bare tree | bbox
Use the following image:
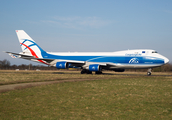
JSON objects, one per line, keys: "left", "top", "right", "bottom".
{"left": 0, "top": 59, "right": 10, "bottom": 69}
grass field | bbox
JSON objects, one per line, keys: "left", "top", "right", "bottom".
{"left": 0, "top": 70, "right": 172, "bottom": 119}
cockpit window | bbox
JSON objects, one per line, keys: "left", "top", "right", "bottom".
{"left": 152, "top": 51, "right": 158, "bottom": 53}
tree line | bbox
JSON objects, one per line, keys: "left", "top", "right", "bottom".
{"left": 0, "top": 59, "right": 57, "bottom": 70}
{"left": 0, "top": 59, "right": 172, "bottom": 72}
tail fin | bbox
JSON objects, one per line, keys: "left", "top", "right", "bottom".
{"left": 16, "top": 30, "right": 46, "bottom": 58}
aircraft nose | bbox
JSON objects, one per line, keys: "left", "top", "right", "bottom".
{"left": 164, "top": 57, "right": 169, "bottom": 64}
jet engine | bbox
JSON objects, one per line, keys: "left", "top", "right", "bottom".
{"left": 89, "top": 64, "right": 102, "bottom": 72}
{"left": 56, "top": 61, "right": 68, "bottom": 69}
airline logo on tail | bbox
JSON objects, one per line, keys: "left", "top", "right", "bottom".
{"left": 20, "top": 39, "right": 40, "bottom": 57}
{"left": 21, "top": 39, "right": 38, "bottom": 51}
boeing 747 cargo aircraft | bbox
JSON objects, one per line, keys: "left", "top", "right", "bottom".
{"left": 5, "top": 30, "right": 169, "bottom": 75}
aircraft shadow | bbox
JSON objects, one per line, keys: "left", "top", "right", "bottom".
{"left": 51, "top": 71, "right": 172, "bottom": 76}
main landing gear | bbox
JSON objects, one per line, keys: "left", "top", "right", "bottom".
{"left": 81, "top": 69, "right": 103, "bottom": 74}
{"left": 81, "top": 69, "right": 92, "bottom": 74}
{"left": 147, "top": 68, "right": 152, "bottom": 76}
{"left": 95, "top": 71, "right": 102, "bottom": 74}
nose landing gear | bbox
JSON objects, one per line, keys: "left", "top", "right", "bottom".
{"left": 147, "top": 68, "right": 152, "bottom": 76}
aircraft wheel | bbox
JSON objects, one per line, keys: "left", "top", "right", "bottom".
{"left": 81, "top": 69, "right": 86, "bottom": 74}
{"left": 147, "top": 68, "right": 152, "bottom": 76}
{"left": 95, "top": 71, "right": 102, "bottom": 74}
{"left": 147, "top": 72, "right": 151, "bottom": 76}
{"left": 81, "top": 69, "right": 92, "bottom": 74}
{"left": 86, "top": 70, "right": 92, "bottom": 74}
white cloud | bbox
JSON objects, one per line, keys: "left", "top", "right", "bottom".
{"left": 42, "top": 16, "right": 112, "bottom": 29}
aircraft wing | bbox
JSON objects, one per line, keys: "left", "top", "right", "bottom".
{"left": 5, "top": 51, "right": 86, "bottom": 66}
{"left": 5, "top": 52, "right": 117, "bottom": 70}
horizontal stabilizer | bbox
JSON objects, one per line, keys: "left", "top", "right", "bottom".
{"left": 5, "top": 51, "right": 36, "bottom": 59}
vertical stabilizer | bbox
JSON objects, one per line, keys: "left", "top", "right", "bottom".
{"left": 16, "top": 30, "right": 46, "bottom": 58}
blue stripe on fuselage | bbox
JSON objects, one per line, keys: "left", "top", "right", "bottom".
{"left": 41, "top": 52, "right": 164, "bottom": 64}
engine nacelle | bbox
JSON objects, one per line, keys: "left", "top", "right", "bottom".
{"left": 114, "top": 69, "right": 125, "bottom": 72}
{"left": 56, "top": 61, "right": 68, "bottom": 69}
{"left": 89, "top": 64, "right": 101, "bottom": 71}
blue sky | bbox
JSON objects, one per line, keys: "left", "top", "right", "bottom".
{"left": 0, "top": 0, "right": 172, "bottom": 65}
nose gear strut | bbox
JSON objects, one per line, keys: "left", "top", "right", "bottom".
{"left": 147, "top": 68, "right": 152, "bottom": 76}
